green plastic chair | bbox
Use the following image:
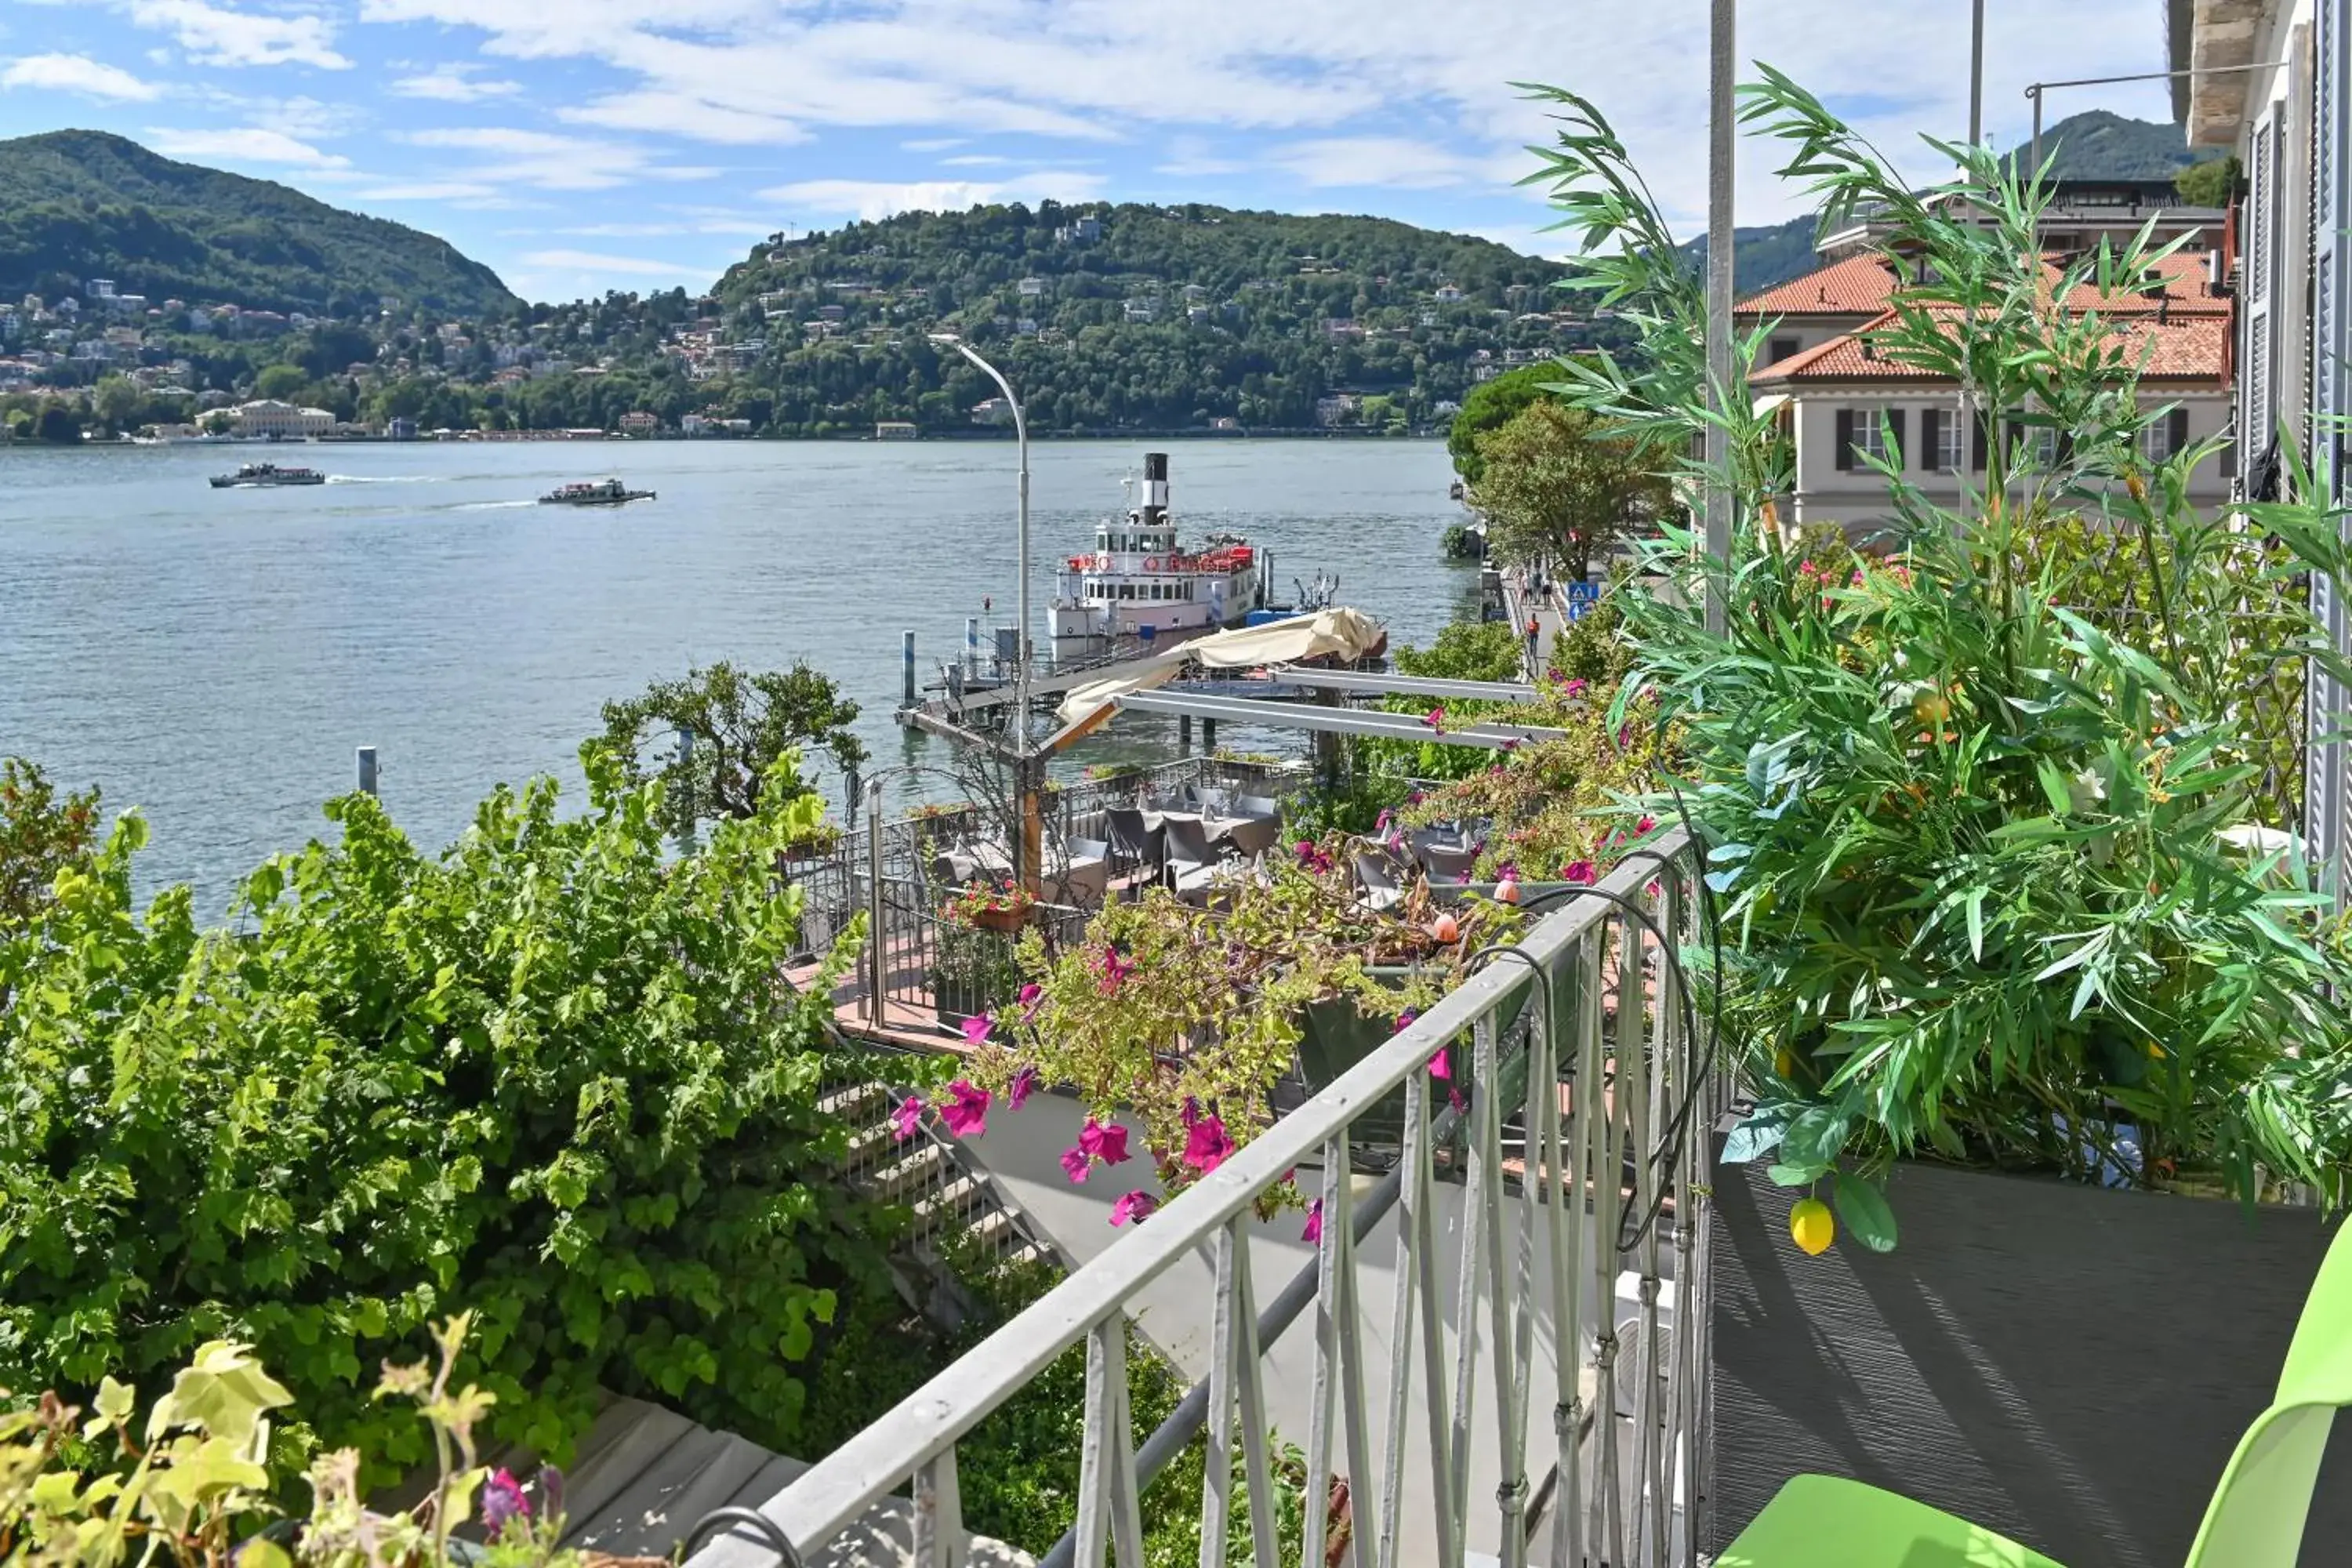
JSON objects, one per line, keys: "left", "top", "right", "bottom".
{"left": 1715, "top": 1217, "right": 2352, "bottom": 1568}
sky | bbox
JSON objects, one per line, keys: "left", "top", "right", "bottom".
{"left": 0, "top": 1, "right": 2187, "bottom": 305}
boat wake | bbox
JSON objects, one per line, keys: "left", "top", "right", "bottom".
{"left": 325, "top": 474, "right": 437, "bottom": 485}
{"left": 453, "top": 499, "right": 535, "bottom": 511}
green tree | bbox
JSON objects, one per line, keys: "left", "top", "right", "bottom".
{"left": 2175, "top": 153, "right": 2241, "bottom": 209}
{"left": 598, "top": 662, "right": 868, "bottom": 837}
{"left": 1470, "top": 401, "right": 1672, "bottom": 576}
{"left": 33, "top": 405, "right": 80, "bottom": 443}
{"left": 1445, "top": 363, "right": 1563, "bottom": 483}
{"left": 0, "top": 750, "right": 890, "bottom": 1472}
{"left": 252, "top": 362, "right": 308, "bottom": 401}
{"left": 92, "top": 373, "right": 143, "bottom": 435}
{"left": 0, "top": 757, "right": 99, "bottom": 933}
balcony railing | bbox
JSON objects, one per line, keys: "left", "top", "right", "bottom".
{"left": 705, "top": 829, "right": 1712, "bottom": 1568}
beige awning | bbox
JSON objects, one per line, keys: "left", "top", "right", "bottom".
{"left": 1053, "top": 607, "right": 1386, "bottom": 726}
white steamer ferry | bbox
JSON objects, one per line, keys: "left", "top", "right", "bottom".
{"left": 1048, "top": 452, "right": 1282, "bottom": 661}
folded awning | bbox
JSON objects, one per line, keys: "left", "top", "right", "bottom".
{"left": 1053, "top": 607, "right": 1386, "bottom": 725}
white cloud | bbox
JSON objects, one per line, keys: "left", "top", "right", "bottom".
{"left": 939, "top": 154, "right": 1010, "bottom": 167}
{"left": 516, "top": 248, "right": 714, "bottom": 276}
{"left": 146, "top": 125, "right": 350, "bottom": 167}
{"left": 354, "top": 179, "right": 502, "bottom": 200}
{"left": 390, "top": 64, "right": 521, "bottom": 101}
{"left": 901, "top": 136, "right": 965, "bottom": 151}
{"left": 398, "top": 125, "right": 707, "bottom": 191}
{"left": 128, "top": 0, "right": 350, "bottom": 69}
{"left": 347, "top": 0, "right": 2183, "bottom": 231}
{"left": 1, "top": 53, "right": 162, "bottom": 100}
{"left": 1269, "top": 136, "right": 1498, "bottom": 191}
{"left": 758, "top": 171, "right": 1109, "bottom": 222}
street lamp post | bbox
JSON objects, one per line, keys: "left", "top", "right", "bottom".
{"left": 931, "top": 333, "right": 1037, "bottom": 891}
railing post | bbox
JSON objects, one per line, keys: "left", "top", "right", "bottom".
{"left": 865, "top": 778, "right": 885, "bottom": 1029}
{"left": 1078, "top": 1318, "right": 1146, "bottom": 1568}
{"left": 913, "top": 1449, "right": 966, "bottom": 1568}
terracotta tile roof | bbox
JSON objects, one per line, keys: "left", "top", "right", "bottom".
{"left": 1735, "top": 253, "right": 1899, "bottom": 317}
{"left": 1751, "top": 309, "right": 2227, "bottom": 385}
{"left": 1737, "top": 249, "right": 2227, "bottom": 321}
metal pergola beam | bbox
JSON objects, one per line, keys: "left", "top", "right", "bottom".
{"left": 1114, "top": 688, "right": 1562, "bottom": 751}
{"left": 1264, "top": 666, "right": 1541, "bottom": 702}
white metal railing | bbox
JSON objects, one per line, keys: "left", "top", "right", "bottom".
{"left": 700, "top": 830, "right": 1713, "bottom": 1568}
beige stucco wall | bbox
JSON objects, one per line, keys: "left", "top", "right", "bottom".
{"left": 1780, "top": 390, "right": 2233, "bottom": 533}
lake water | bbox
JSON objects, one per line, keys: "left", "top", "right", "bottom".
{"left": 0, "top": 437, "right": 1476, "bottom": 912}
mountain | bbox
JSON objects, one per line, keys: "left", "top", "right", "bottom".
{"left": 659, "top": 201, "right": 1596, "bottom": 434}
{"left": 2012, "top": 108, "right": 2223, "bottom": 180}
{"left": 0, "top": 130, "right": 516, "bottom": 317}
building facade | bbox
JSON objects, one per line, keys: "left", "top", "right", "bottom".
{"left": 227, "top": 399, "right": 332, "bottom": 439}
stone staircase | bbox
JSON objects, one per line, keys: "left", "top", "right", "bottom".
{"left": 821, "top": 1076, "right": 1062, "bottom": 1292}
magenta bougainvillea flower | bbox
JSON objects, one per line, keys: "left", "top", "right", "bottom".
{"left": 937, "top": 1079, "right": 991, "bottom": 1138}
{"left": 1017, "top": 981, "right": 1043, "bottom": 1018}
{"left": 1096, "top": 946, "right": 1137, "bottom": 995}
{"left": 1301, "top": 1198, "right": 1324, "bottom": 1245}
{"left": 1563, "top": 677, "right": 1588, "bottom": 699}
{"left": 483, "top": 1469, "right": 531, "bottom": 1535}
{"left": 960, "top": 1013, "right": 993, "bottom": 1047}
{"left": 1392, "top": 1007, "right": 1418, "bottom": 1033}
{"left": 1007, "top": 1063, "right": 1042, "bottom": 1110}
{"left": 891, "top": 1094, "right": 924, "bottom": 1142}
{"left": 1110, "top": 1189, "right": 1160, "bottom": 1226}
{"left": 1563, "top": 859, "right": 1596, "bottom": 884}
{"left": 1059, "top": 1143, "right": 1091, "bottom": 1182}
{"left": 1421, "top": 706, "right": 1446, "bottom": 733}
{"left": 1428, "top": 1045, "right": 1450, "bottom": 1080}
{"left": 1183, "top": 1115, "right": 1235, "bottom": 1173}
{"left": 1635, "top": 815, "right": 1657, "bottom": 836}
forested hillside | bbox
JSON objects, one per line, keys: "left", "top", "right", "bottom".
{"left": 0, "top": 130, "right": 516, "bottom": 317}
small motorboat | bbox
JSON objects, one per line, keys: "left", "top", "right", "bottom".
{"left": 210, "top": 462, "right": 325, "bottom": 488}
{"left": 539, "top": 478, "right": 655, "bottom": 506}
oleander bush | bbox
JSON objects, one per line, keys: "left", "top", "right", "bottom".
{"left": 0, "top": 746, "right": 891, "bottom": 1479}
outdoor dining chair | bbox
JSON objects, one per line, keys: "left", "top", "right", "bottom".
{"left": 1235, "top": 793, "right": 1283, "bottom": 822}
{"left": 1163, "top": 813, "right": 1221, "bottom": 876}
{"left": 1105, "top": 807, "right": 1164, "bottom": 878}
{"left": 1222, "top": 813, "right": 1283, "bottom": 861}
{"left": 1352, "top": 847, "right": 1406, "bottom": 913}
{"left": 1715, "top": 1213, "right": 2352, "bottom": 1566}
{"left": 1420, "top": 841, "right": 1479, "bottom": 884}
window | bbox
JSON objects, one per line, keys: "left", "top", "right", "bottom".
{"left": 1835, "top": 407, "right": 1904, "bottom": 470}
{"left": 1769, "top": 335, "right": 1800, "bottom": 365}
{"left": 2142, "top": 408, "right": 2191, "bottom": 463}
{"left": 1927, "top": 408, "right": 1965, "bottom": 471}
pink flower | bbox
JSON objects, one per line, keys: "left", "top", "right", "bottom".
{"left": 1374, "top": 808, "right": 1393, "bottom": 832}
{"left": 1301, "top": 1199, "right": 1325, "bottom": 1244}
{"left": 482, "top": 1468, "right": 531, "bottom": 1536}
{"left": 1060, "top": 1143, "right": 1092, "bottom": 1183}
{"left": 960, "top": 1013, "right": 994, "bottom": 1047}
{"left": 1563, "top": 859, "right": 1596, "bottom": 884}
{"left": 1448, "top": 1084, "right": 1466, "bottom": 1115}
{"left": 1007, "top": 1064, "right": 1042, "bottom": 1110}
{"left": 1110, "top": 1189, "right": 1160, "bottom": 1226}
{"left": 1183, "top": 1115, "right": 1236, "bottom": 1173}
{"left": 1083, "top": 1118, "right": 1132, "bottom": 1165}
{"left": 1429, "top": 1045, "right": 1451, "bottom": 1080}
{"left": 1635, "top": 815, "right": 1656, "bottom": 836}
{"left": 1421, "top": 706, "right": 1446, "bottom": 732}
{"left": 891, "top": 1095, "right": 924, "bottom": 1142}
{"left": 1096, "top": 947, "right": 1136, "bottom": 995}
{"left": 1392, "top": 1008, "right": 1419, "bottom": 1033}
{"left": 938, "top": 1079, "right": 991, "bottom": 1138}
{"left": 1017, "top": 982, "right": 1043, "bottom": 1018}
{"left": 1497, "top": 737, "right": 1520, "bottom": 753}
{"left": 1563, "top": 678, "right": 1588, "bottom": 699}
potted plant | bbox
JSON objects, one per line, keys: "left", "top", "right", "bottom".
{"left": 1533, "top": 73, "right": 2352, "bottom": 1565}
{"left": 931, "top": 913, "right": 1024, "bottom": 1025}
{"left": 946, "top": 880, "right": 1034, "bottom": 933}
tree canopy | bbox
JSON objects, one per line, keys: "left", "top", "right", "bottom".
{"left": 1470, "top": 401, "right": 1674, "bottom": 576}
{"left": 1446, "top": 362, "right": 1569, "bottom": 484}
{"left": 598, "top": 662, "right": 867, "bottom": 840}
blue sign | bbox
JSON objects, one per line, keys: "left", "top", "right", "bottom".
{"left": 1564, "top": 579, "right": 1601, "bottom": 622}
